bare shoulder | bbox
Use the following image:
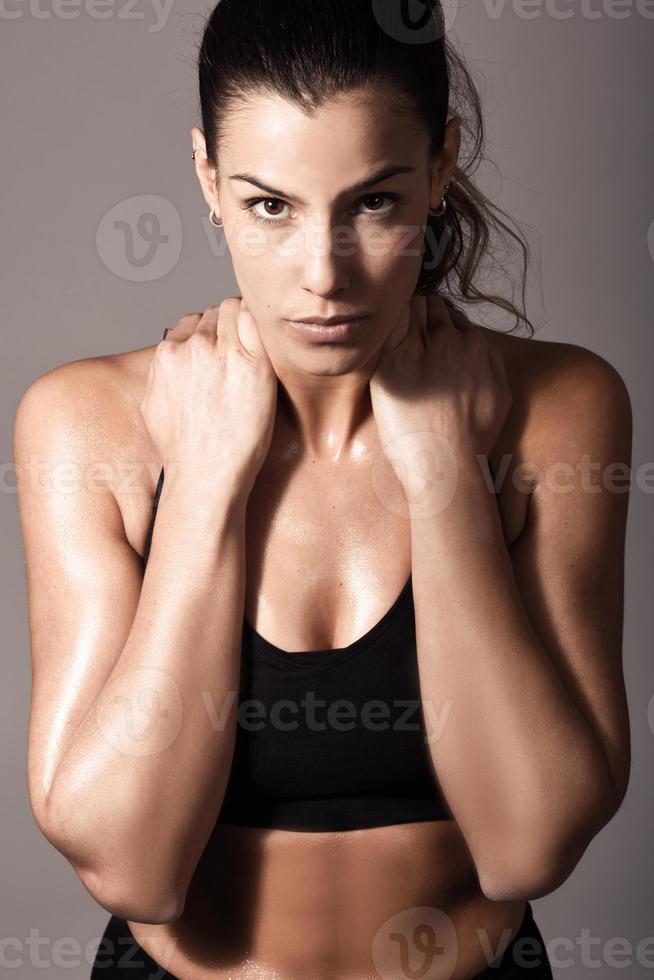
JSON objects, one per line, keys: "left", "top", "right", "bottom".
{"left": 480, "top": 326, "right": 632, "bottom": 470}
{"left": 13, "top": 345, "right": 161, "bottom": 534}
{"left": 481, "top": 325, "right": 629, "bottom": 397}
{"left": 15, "top": 345, "right": 157, "bottom": 456}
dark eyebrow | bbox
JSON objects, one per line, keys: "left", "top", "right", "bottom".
{"left": 228, "top": 164, "right": 416, "bottom": 205}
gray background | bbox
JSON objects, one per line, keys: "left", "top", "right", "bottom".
{"left": 2, "top": 1, "right": 653, "bottom": 977}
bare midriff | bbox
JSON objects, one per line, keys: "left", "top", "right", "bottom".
{"left": 128, "top": 820, "right": 526, "bottom": 980}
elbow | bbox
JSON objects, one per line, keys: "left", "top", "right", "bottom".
{"left": 478, "top": 815, "right": 606, "bottom": 903}
{"left": 479, "top": 762, "right": 627, "bottom": 903}
{"left": 78, "top": 865, "right": 186, "bottom": 925}
{"left": 478, "top": 847, "right": 576, "bottom": 903}
{"left": 35, "top": 790, "right": 185, "bottom": 925}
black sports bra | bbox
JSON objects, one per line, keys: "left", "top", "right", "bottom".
{"left": 142, "top": 462, "right": 497, "bottom": 832}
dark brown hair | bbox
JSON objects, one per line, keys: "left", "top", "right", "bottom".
{"left": 197, "top": 0, "right": 536, "bottom": 336}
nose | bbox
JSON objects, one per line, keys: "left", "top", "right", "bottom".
{"left": 298, "top": 217, "right": 354, "bottom": 295}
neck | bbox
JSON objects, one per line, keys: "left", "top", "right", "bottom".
{"left": 271, "top": 360, "right": 380, "bottom": 463}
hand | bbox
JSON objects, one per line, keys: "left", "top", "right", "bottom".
{"left": 368, "top": 293, "right": 512, "bottom": 488}
{"left": 140, "top": 297, "right": 278, "bottom": 497}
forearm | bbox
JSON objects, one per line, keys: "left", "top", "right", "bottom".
{"left": 45, "top": 471, "right": 248, "bottom": 920}
{"left": 408, "top": 447, "right": 613, "bottom": 886}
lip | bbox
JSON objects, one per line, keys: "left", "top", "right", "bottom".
{"left": 286, "top": 315, "right": 369, "bottom": 341}
{"left": 290, "top": 313, "right": 369, "bottom": 325}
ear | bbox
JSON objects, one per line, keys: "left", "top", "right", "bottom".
{"left": 428, "top": 115, "right": 462, "bottom": 212}
{"left": 191, "top": 126, "right": 220, "bottom": 215}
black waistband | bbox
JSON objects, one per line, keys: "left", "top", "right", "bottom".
{"left": 473, "top": 902, "right": 553, "bottom": 978}
{"left": 216, "top": 790, "right": 452, "bottom": 832}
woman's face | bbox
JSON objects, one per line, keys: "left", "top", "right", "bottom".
{"left": 197, "top": 88, "right": 457, "bottom": 375}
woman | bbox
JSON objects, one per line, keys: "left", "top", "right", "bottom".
{"left": 15, "top": 0, "right": 631, "bottom": 977}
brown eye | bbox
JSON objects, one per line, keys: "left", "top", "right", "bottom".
{"left": 261, "top": 199, "right": 285, "bottom": 216}
{"left": 244, "top": 197, "right": 291, "bottom": 225}
{"left": 243, "top": 192, "right": 400, "bottom": 226}
{"left": 359, "top": 193, "right": 400, "bottom": 218}
{"left": 363, "top": 194, "right": 386, "bottom": 211}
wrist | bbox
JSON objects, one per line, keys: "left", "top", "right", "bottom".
{"left": 393, "top": 436, "right": 490, "bottom": 519}
{"left": 158, "top": 463, "right": 249, "bottom": 522}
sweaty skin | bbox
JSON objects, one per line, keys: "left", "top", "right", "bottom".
{"left": 110, "top": 326, "right": 538, "bottom": 980}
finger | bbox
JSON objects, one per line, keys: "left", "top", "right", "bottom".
{"left": 164, "top": 312, "right": 203, "bottom": 342}
{"left": 216, "top": 296, "right": 268, "bottom": 360}
{"left": 236, "top": 302, "right": 268, "bottom": 359}
{"left": 193, "top": 303, "right": 223, "bottom": 339}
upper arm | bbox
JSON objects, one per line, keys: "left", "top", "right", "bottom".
{"left": 508, "top": 344, "right": 632, "bottom": 811}
{"left": 13, "top": 361, "right": 145, "bottom": 842}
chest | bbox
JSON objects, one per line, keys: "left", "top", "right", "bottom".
{"left": 124, "top": 441, "right": 529, "bottom": 654}
{"left": 241, "top": 449, "right": 527, "bottom": 654}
